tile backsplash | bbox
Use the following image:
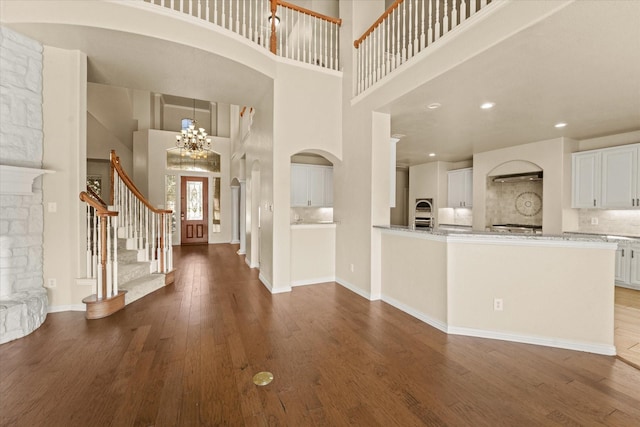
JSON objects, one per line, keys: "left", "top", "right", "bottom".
{"left": 485, "top": 179, "right": 543, "bottom": 227}
{"left": 291, "top": 207, "right": 333, "bottom": 223}
{"left": 577, "top": 209, "right": 640, "bottom": 237}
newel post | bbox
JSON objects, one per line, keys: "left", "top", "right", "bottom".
{"left": 270, "top": 0, "right": 277, "bottom": 54}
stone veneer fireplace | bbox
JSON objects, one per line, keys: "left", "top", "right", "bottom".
{"left": 0, "top": 26, "right": 49, "bottom": 344}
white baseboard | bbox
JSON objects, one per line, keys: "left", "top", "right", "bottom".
{"left": 48, "top": 304, "right": 85, "bottom": 313}
{"left": 237, "top": 249, "right": 246, "bottom": 255}
{"left": 447, "top": 326, "right": 617, "bottom": 356}
{"left": 380, "top": 293, "right": 616, "bottom": 356}
{"left": 335, "top": 277, "right": 372, "bottom": 300}
{"left": 381, "top": 294, "right": 448, "bottom": 333}
{"left": 231, "top": 239, "right": 240, "bottom": 244}
{"left": 291, "top": 276, "right": 335, "bottom": 287}
{"left": 259, "top": 273, "right": 291, "bottom": 294}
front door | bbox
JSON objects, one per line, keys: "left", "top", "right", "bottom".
{"left": 181, "top": 176, "right": 208, "bottom": 245}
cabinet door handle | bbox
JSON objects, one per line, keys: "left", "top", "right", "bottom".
{"left": 622, "top": 249, "right": 625, "bottom": 257}
{"left": 593, "top": 199, "right": 596, "bottom": 207}
{"left": 634, "top": 199, "right": 636, "bottom": 207}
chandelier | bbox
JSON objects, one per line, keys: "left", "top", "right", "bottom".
{"left": 176, "top": 99, "right": 212, "bottom": 159}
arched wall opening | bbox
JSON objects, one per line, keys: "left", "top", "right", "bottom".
{"left": 486, "top": 160, "right": 544, "bottom": 231}
{"left": 289, "top": 150, "right": 339, "bottom": 224}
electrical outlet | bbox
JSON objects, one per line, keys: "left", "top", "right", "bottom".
{"left": 47, "top": 202, "right": 57, "bottom": 213}
{"left": 350, "top": 263, "right": 354, "bottom": 273}
{"left": 493, "top": 298, "right": 503, "bottom": 311}
{"left": 591, "top": 217, "right": 598, "bottom": 225}
{"left": 47, "top": 278, "right": 57, "bottom": 288}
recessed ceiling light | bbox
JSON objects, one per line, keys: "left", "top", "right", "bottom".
{"left": 554, "top": 122, "right": 567, "bottom": 128}
{"left": 428, "top": 153, "right": 436, "bottom": 157}
{"left": 480, "top": 102, "right": 495, "bottom": 109}
{"left": 426, "top": 103, "right": 441, "bottom": 110}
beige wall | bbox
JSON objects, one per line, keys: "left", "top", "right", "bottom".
{"left": 473, "top": 138, "right": 573, "bottom": 234}
{"left": 42, "top": 46, "right": 90, "bottom": 310}
{"left": 290, "top": 225, "right": 336, "bottom": 285}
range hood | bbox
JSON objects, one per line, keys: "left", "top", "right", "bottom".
{"left": 492, "top": 171, "right": 543, "bottom": 183}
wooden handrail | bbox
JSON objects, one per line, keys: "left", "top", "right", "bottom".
{"left": 109, "top": 150, "right": 172, "bottom": 215}
{"left": 80, "top": 191, "right": 117, "bottom": 217}
{"left": 86, "top": 185, "right": 107, "bottom": 208}
{"left": 277, "top": 0, "right": 343, "bottom": 25}
{"left": 354, "top": 0, "right": 403, "bottom": 48}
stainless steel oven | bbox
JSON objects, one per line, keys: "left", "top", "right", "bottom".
{"left": 414, "top": 198, "right": 433, "bottom": 229}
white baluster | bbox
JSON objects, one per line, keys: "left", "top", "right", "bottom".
{"left": 113, "top": 215, "right": 118, "bottom": 295}
{"left": 198, "top": 0, "right": 202, "bottom": 19}
{"left": 221, "top": 0, "right": 226, "bottom": 29}
{"left": 145, "top": 207, "right": 150, "bottom": 261}
{"left": 205, "top": 0, "right": 209, "bottom": 22}
{"left": 481, "top": 0, "right": 487, "bottom": 7}
{"left": 414, "top": 0, "right": 420, "bottom": 56}
{"left": 420, "top": 0, "right": 426, "bottom": 50}
{"left": 402, "top": 1, "right": 407, "bottom": 62}
{"left": 235, "top": 0, "right": 239, "bottom": 33}
{"left": 471, "top": 0, "right": 477, "bottom": 14}
{"left": 444, "top": 0, "right": 449, "bottom": 34}
{"left": 452, "top": 0, "right": 458, "bottom": 29}
{"left": 460, "top": 0, "right": 467, "bottom": 24}
{"left": 170, "top": 0, "right": 175, "bottom": 12}
{"left": 96, "top": 219, "right": 102, "bottom": 299}
{"left": 106, "top": 216, "right": 112, "bottom": 298}
{"left": 297, "top": 10, "right": 301, "bottom": 60}
{"left": 435, "top": 0, "right": 440, "bottom": 41}
{"left": 390, "top": 8, "right": 395, "bottom": 70}
{"left": 407, "top": 0, "right": 413, "bottom": 59}
{"left": 86, "top": 205, "right": 92, "bottom": 277}
{"left": 242, "top": 0, "right": 246, "bottom": 37}
{"left": 428, "top": 0, "right": 433, "bottom": 44}
{"left": 93, "top": 207, "right": 98, "bottom": 278}
{"left": 213, "top": 0, "right": 218, "bottom": 25}
{"left": 335, "top": 21, "right": 339, "bottom": 71}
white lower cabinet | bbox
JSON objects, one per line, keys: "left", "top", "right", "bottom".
{"left": 615, "top": 241, "right": 640, "bottom": 290}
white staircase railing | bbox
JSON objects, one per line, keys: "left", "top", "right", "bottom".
{"left": 142, "top": 0, "right": 342, "bottom": 71}
{"left": 354, "top": 0, "right": 493, "bottom": 96}
{"left": 110, "top": 150, "right": 173, "bottom": 274}
{"left": 78, "top": 150, "right": 173, "bottom": 319}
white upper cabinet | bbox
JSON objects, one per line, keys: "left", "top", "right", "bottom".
{"left": 572, "top": 143, "right": 640, "bottom": 209}
{"left": 290, "top": 163, "right": 333, "bottom": 207}
{"left": 448, "top": 168, "right": 473, "bottom": 208}
{"left": 572, "top": 151, "right": 601, "bottom": 208}
{"left": 601, "top": 145, "right": 637, "bottom": 208}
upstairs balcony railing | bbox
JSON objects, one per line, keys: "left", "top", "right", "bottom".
{"left": 354, "top": 0, "right": 493, "bottom": 95}
{"left": 143, "top": 0, "right": 342, "bottom": 71}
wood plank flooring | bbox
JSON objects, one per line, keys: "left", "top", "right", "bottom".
{"left": 2, "top": 243, "right": 640, "bottom": 426}
{"left": 615, "top": 286, "right": 640, "bottom": 369}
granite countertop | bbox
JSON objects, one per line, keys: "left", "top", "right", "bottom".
{"left": 375, "top": 225, "right": 616, "bottom": 244}
{"left": 563, "top": 231, "right": 640, "bottom": 241}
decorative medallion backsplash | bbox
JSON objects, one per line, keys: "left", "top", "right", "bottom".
{"left": 485, "top": 179, "right": 543, "bottom": 227}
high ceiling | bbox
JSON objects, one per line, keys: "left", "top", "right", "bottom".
{"left": 387, "top": 0, "right": 640, "bottom": 166}
{"left": 3, "top": 1, "right": 639, "bottom": 168}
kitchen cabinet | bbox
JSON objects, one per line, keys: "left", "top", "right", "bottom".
{"left": 614, "top": 240, "right": 640, "bottom": 290}
{"left": 291, "top": 163, "right": 333, "bottom": 207}
{"left": 572, "top": 143, "right": 640, "bottom": 209}
{"left": 448, "top": 168, "right": 473, "bottom": 208}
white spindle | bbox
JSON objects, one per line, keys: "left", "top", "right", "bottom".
{"left": 414, "top": 0, "right": 419, "bottom": 56}
{"left": 460, "top": 0, "right": 467, "bottom": 24}
{"left": 235, "top": 0, "right": 239, "bottom": 33}
{"left": 420, "top": 0, "right": 426, "bottom": 50}
{"left": 402, "top": 1, "right": 407, "bottom": 62}
{"left": 92, "top": 208, "right": 98, "bottom": 277}
{"left": 145, "top": 208, "right": 150, "bottom": 261}
{"left": 106, "top": 216, "right": 112, "bottom": 297}
{"left": 86, "top": 205, "right": 92, "bottom": 277}
{"left": 205, "top": 0, "right": 209, "bottom": 22}
{"left": 481, "top": 0, "right": 487, "bottom": 7}
{"left": 428, "top": 0, "right": 433, "bottom": 44}
{"left": 213, "top": 0, "right": 218, "bottom": 25}
{"left": 221, "top": 0, "right": 226, "bottom": 29}
{"left": 96, "top": 222, "right": 102, "bottom": 299}
{"left": 444, "top": 0, "right": 449, "bottom": 34}
{"left": 407, "top": 0, "right": 413, "bottom": 59}
{"left": 113, "top": 216, "right": 118, "bottom": 294}
{"left": 452, "top": 0, "right": 458, "bottom": 29}
{"left": 435, "top": 0, "right": 440, "bottom": 41}
{"left": 242, "top": 0, "right": 246, "bottom": 37}
{"left": 471, "top": 0, "right": 477, "bottom": 14}
{"left": 296, "top": 10, "right": 301, "bottom": 60}
{"left": 323, "top": 20, "right": 327, "bottom": 68}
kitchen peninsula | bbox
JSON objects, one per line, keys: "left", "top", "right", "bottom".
{"left": 375, "top": 225, "right": 617, "bottom": 356}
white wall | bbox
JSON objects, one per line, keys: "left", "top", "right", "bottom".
{"left": 473, "top": 138, "right": 573, "bottom": 234}
{"left": 42, "top": 46, "right": 90, "bottom": 310}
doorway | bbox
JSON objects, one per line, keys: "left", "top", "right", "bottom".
{"left": 180, "top": 176, "right": 208, "bottom": 244}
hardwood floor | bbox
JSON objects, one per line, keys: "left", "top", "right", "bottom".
{"left": 615, "top": 286, "right": 640, "bottom": 369}
{"left": 2, "top": 243, "right": 640, "bottom": 426}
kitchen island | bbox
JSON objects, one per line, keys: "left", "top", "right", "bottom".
{"left": 375, "top": 225, "right": 618, "bottom": 355}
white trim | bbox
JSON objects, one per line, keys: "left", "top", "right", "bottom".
{"left": 237, "top": 249, "right": 246, "bottom": 255}
{"left": 447, "top": 326, "right": 617, "bottom": 356}
{"left": 245, "top": 256, "right": 251, "bottom": 268}
{"left": 48, "top": 304, "right": 85, "bottom": 313}
{"left": 290, "top": 223, "right": 337, "bottom": 230}
{"left": 231, "top": 239, "right": 240, "bottom": 244}
{"left": 291, "top": 276, "right": 335, "bottom": 287}
{"left": 335, "top": 277, "right": 372, "bottom": 300}
{"left": 381, "top": 294, "right": 448, "bottom": 333}
{"left": 259, "top": 273, "right": 291, "bottom": 294}
{"left": 0, "top": 165, "right": 54, "bottom": 195}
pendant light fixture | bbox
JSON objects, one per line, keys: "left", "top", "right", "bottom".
{"left": 176, "top": 99, "right": 212, "bottom": 159}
